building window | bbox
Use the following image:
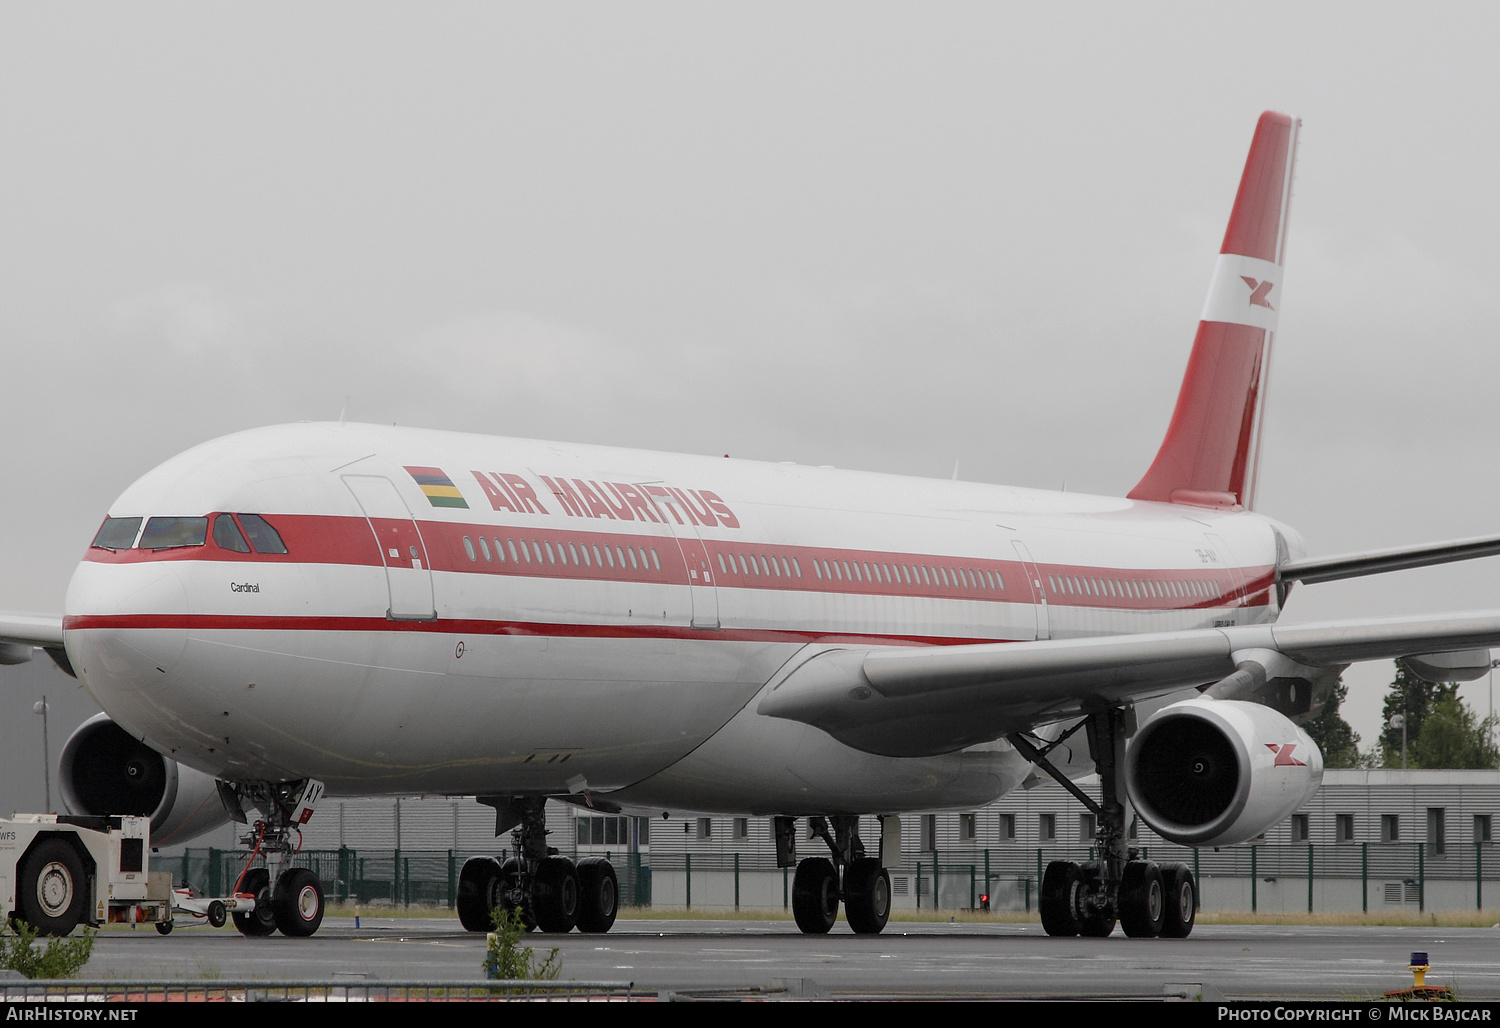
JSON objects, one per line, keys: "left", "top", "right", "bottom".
{"left": 1039, "top": 813, "right": 1056, "bottom": 844}
{"left": 1290, "top": 814, "right": 1309, "bottom": 843}
{"left": 734, "top": 817, "right": 748, "bottom": 839}
{"left": 1381, "top": 814, "right": 1400, "bottom": 843}
{"left": 1428, "top": 808, "right": 1446, "bottom": 855}
{"left": 1476, "top": 815, "right": 1492, "bottom": 845}
{"left": 1127, "top": 816, "right": 1139, "bottom": 841}
{"left": 1337, "top": 814, "right": 1355, "bottom": 844}
{"left": 697, "top": 817, "right": 712, "bottom": 840}
{"left": 921, "top": 814, "right": 937, "bottom": 851}
{"left": 1079, "top": 814, "right": 1096, "bottom": 842}
{"left": 998, "top": 813, "right": 1016, "bottom": 841}
{"left": 577, "top": 816, "right": 631, "bottom": 847}
{"left": 960, "top": 813, "right": 976, "bottom": 842}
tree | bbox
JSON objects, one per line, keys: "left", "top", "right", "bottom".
{"left": 1378, "top": 662, "right": 1454, "bottom": 767}
{"left": 1413, "top": 696, "right": 1499, "bottom": 770}
{"left": 1302, "top": 676, "right": 1362, "bottom": 768}
{"left": 1376, "top": 661, "right": 1498, "bottom": 769}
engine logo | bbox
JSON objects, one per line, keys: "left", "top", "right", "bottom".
{"left": 1265, "top": 743, "right": 1305, "bottom": 766}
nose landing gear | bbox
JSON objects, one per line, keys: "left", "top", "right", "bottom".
{"left": 221, "top": 779, "right": 329, "bottom": 939}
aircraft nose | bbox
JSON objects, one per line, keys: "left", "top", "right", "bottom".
{"left": 63, "top": 560, "right": 190, "bottom": 699}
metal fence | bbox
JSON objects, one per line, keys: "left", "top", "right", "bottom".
{"left": 169, "top": 841, "right": 1500, "bottom": 914}
{"left": 0, "top": 980, "right": 638, "bottom": 1002}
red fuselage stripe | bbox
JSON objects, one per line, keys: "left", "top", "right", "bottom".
{"left": 83, "top": 512, "right": 1276, "bottom": 612}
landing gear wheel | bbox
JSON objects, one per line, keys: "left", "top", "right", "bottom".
{"left": 1076, "top": 861, "right": 1116, "bottom": 938}
{"left": 272, "top": 867, "right": 325, "bottom": 937}
{"left": 791, "top": 857, "right": 840, "bottom": 934}
{"left": 1160, "top": 862, "right": 1196, "bottom": 938}
{"left": 842, "top": 858, "right": 890, "bottom": 935}
{"left": 156, "top": 920, "right": 173, "bottom": 935}
{"left": 532, "top": 856, "right": 579, "bottom": 933}
{"left": 207, "top": 900, "right": 227, "bottom": 929}
{"left": 576, "top": 857, "right": 619, "bottom": 934}
{"left": 1039, "top": 861, "right": 1084, "bottom": 937}
{"left": 232, "top": 868, "right": 277, "bottom": 937}
{"left": 499, "top": 858, "right": 536, "bottom": 930}
{"left": 1118, "top": 861, "right": 1166, "bottom": 938}
{"left": 457, "top": 856, "right": 503, "bottom": 932}
{"left": 17, "top": 838, "right": 86, "bottom": 937}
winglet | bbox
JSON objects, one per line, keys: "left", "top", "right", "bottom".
{"left": 1128, "top": 111, "right": 1300, "bottom": 511}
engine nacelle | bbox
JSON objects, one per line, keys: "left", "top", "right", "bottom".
{"left": 59, "top": 714, "right": 232, "bottom": 846}
{"left": 1125, "top": 697, "right": 1323, "bottom": 847}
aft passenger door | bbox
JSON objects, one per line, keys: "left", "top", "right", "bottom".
{"left": 342, "top": 475, "right": 437, "bottom": 620}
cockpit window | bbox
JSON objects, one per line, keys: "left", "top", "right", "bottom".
{"left": 139, "top": 516, "right": 209, "bottom": 550}
{"left": 212, "top": 514, "right": 252, "bottom": 553}
{"left": 237, "top": 514, "right": 288, "bottom": 554}
{"left": 91, "top": 517, "right": 143, "bottom": 551}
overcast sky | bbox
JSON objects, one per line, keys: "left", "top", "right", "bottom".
{"left": 3, "top": 3, "right": 1499, "bottom": 750}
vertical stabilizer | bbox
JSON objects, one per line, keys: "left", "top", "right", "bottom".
{"left": 1128, "top": 111, "right": 1299, "bottom": 511}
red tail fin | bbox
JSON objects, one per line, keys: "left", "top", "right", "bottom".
{"left": 1128, "top": 111, "right": 1299, "bottom": 511}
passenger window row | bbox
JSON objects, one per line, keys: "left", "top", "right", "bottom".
{"left": 460, "top": 534, "right": 663, "bottom": 574}
{"left": 1045, "top": 573, "right": 1222, "bottom": 603}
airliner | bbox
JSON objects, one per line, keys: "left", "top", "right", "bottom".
{"left": 5, "top": 111, "right": 1500, "bottom": 942}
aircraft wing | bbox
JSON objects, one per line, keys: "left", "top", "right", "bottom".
{"left": 757, "top": 612, "right": 1500, "bottom": 758}
{"left": 0, "top": 612, "right": 66, "bottom": 666}
{"left": 1279, "top": 533, "right": 1500, "bottom": 584}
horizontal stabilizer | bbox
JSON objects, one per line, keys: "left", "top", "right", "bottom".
{"left": 1279, "top": 533, "right": 1500, "bottom": 584}
{"left": 758, "top": 611, "right": 1500, "bottom": 757}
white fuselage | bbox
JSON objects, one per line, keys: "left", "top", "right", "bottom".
{"left": 62, "top": 422, "right": 1290, "bottom": 815}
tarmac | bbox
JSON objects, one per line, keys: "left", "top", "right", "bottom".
{"left": 71, "top": 915, "right": 1500, "bottom": 1001}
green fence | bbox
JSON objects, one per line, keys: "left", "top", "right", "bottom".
{"left": 167, "top": 843, "right": 1496, "bottom": 913}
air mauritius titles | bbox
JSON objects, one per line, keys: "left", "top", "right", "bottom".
{"left": 404, "top": 466, "right": 740, "bottom": 529}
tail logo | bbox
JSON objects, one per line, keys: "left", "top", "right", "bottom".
{"left": 1265, "top": 743, "right": 1305, "bottom": 767}
{"left": 1240, "top": 276, "right": 1276, "bottom": 310}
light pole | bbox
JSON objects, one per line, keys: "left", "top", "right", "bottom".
{"left": 32, "top": 696, "right": 50, "bottom": 811}
{"left": 1389, "top": 713, "right": 1407, "bottom": 770}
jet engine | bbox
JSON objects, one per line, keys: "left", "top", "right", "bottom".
{"left": 1124, "top": 697, "right": 1322, "bottom": 848}
{"left": 59, "top": 714, "right": 232, "bottom": 846}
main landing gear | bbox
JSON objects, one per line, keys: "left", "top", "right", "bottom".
{"left": 781, "top": 814, "right": 893, "bottom": 935}
{"left": 1011, "top": 707, "right": 1197, "bottom": 940}
{"left": 457, "top": 797, "right": 619, "bottom": 934}
{"left": 220, "top": 779, "right": 329, "bottom": 938}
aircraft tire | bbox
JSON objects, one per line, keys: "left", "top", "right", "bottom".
{"left": 791, "top": 857, "right": 839, "bottom": 934}
{"left": 842, "top": 858, "right": 890, "bottom": 935}
{"left": 576, "top": 857, "right": 619, "bottom": 934}
{"left": 457, "top": 856, "right": 503, "bottom": 932}
{"left": 1039, "top": 861, "right": 1084, "bottom": 937}
{"left": 532, "top": 856, "right": 580, "bottom": 933}
{"left": 232, "top": 868, "right": 278, "bottom": 937}
{"left": 272, "top": 867, "right": 325, "bottom": 937}
{"left": 1077, "top": 860, "right": 1116, "bottom": 937}
{"left": 156, "top": 920, "right": 173, "bottom": 935}
{"left": 17, "top": 837, "right": 87, "bottom": 937}
{"left": 1118, "top": 861, "right": 1165, "bottom": 938}
{"left": 499, "top": 858, "right": 536, "bottom": 930}
{"left": 207, "top": 900, "right": 227, "bottom": 928}
{"left": 1160, "top": 862, "right": 1196, "bottom": 938}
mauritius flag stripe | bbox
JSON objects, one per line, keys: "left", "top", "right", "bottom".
{"left": 404, "top": 466, "right": 469, "bottom": 509}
